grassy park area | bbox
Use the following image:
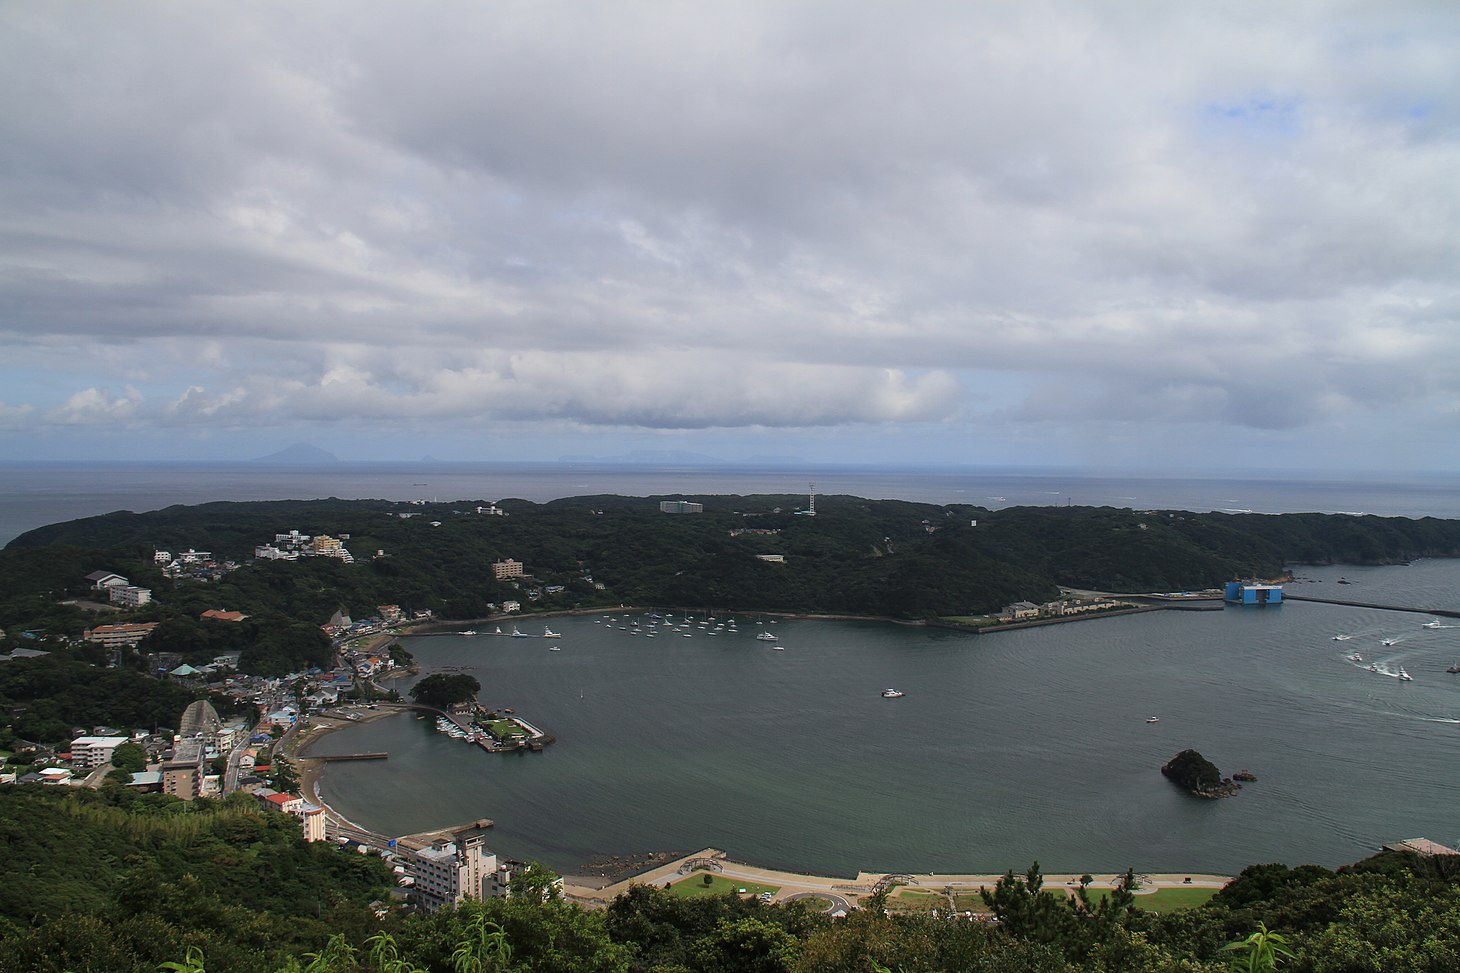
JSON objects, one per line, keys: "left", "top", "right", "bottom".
{"left": 668, "top": 872, "right": 781, "bottom": 899}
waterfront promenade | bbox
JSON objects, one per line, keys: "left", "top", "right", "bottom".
{"left": 562, "top": 848, "right": 1232, "bottom": 912}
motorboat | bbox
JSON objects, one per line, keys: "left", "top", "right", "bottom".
{"left": 1369, "top": 663, "right": 1379, "bottom": 672}
{"left": 1381, "top": 638, "right": 1398, "bottom": 646}
{"left": 755, "top": 632, "right": 779, "bottom": 641}
{"left": 460, "top": 630, "right": 477, "bottom": 636}
{"left": 511, "top": 627, "right": 529, "bottom": 638}
{"left": 1446, "top": 663, "right": 1460, "bottom": 674}
{"left": 547, "top": 645, "right": 561, "bottom": 652}
{"left": 1146, "top": 717, "right": 1160, "bottom": 723}
{"left": 1398, "top": 667, "right": 1412, "bottom": 682}
{"left": 543, "top": 627, "right": 561, "bottom": 638}
{"left": 1423, "top": 620, "right": 1443, "bottom": 629}
{"left": 1331, "top": 634, "right": 1351, "bottom": 641}
{"left": 1348, "top": 653, "right": 1363, "bottom": 663}
{"left": 881, "top": 689, "right": 905, "bottom": 698}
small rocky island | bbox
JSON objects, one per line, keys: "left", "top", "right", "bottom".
{"left": 1162, "top": 749, "right": 1241, "bottom": 798}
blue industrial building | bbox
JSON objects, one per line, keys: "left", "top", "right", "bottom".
{"left": 1224, "top": 581, "right": 1284, "bottom": 605}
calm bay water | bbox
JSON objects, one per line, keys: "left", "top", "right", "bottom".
{"left": 308, "top": 558, "right": 1460, "bottom": 877}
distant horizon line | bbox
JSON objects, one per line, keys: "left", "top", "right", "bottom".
{"left": 0, "top": 458, "right": 1457, "bottom": 482}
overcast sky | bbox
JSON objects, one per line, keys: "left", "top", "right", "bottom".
{"left": 2, "top": 2, "right": 1457, "bottom": 472}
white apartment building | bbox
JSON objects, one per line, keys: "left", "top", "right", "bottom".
{"left": 108, "top": 585, "right": 153, "bottom": 607}
{"left": 70, "top": 735, "right": 129, "bottom": 769}
{"left": 405, "top": 832, "right": 504, "bottom": 912}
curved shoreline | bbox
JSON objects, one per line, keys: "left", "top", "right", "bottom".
{"left": 287, "top": 703, "right": 1234, "bottom": 907}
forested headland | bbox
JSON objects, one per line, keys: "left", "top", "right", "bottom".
{"left": 5, "top": 495, "right": 1460, "bottom": 677}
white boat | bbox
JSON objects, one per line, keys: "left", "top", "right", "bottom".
{"left": 511, "top": 627, "right": 529, "bottom": 638}
{"left": 1381, "top": 638, "right": 1398, "bottom": 646}
{"left": 1423, "top": 620, "right": 1443, "bottom": 629}
{"left": 1146, "top": 717, "right": 1160, "bottom": 723}
{"left": 755, "top": 632, "right": 778, "bottom": 642}
{"left": 494, "top": 626, "right": 503, "bottom": 635}
{"left": 1398, "top": 667, "right": 1412, "bottom": 681}
{"left": 881, "top": 689, "right": 905, "bottom": 698}
{"left": 1369, "top": 663, "right": 1379, "bottom": 672}
{"left": 1331, "top": 634, "right": 1351, "bottom": 641}
{"left": 547, "top": 645, "right": 561, "bottom": 652}
{"left": 1348, "top": 653, "right": 1363, "bottom": 663}
{"left": 460, "top": 630, "right": 477, "bottom": 636}
{"left": 543, "top": 627, "right": 561, "bottom": 638}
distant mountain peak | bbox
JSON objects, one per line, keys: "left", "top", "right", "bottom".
{"left": 251, "top": 443, "right": 340, "bottom": 464}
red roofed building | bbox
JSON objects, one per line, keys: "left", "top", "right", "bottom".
{"left": 83, "top": 622, "right": 158, "bottom": 649}
{"left": 263, "top": 792, "right": 305, "bottom": 815}
{"left": 201, "top": 609, "right": 248, "bottom": 622}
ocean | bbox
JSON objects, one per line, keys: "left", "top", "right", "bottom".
{"left": 3, "top": 461, "right": 1459, "bottom": 548}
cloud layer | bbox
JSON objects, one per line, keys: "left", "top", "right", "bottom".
{"left": 2, "top": 2, "right": 1458, "bottom": 468}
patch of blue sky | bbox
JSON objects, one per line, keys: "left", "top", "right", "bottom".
{"left": 1199, "top": 96, "right": 1303, "bottom": 139}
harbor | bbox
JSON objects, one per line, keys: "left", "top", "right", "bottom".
{"left": 299, "top": 558, "right": 1460, "bottom": 879}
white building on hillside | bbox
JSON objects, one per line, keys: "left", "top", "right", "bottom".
{"left": 70, "top": 735, "right": 129, "bottom": 769}
{"left": 404, "top": 831, "right": 508, "bottom": 912}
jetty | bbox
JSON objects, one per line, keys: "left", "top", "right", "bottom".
{"left": 316, "top": 751, "right": 388, "bottom": 762}
{"left": 1282, "top": 595, "right": 1460, "bottom": 618}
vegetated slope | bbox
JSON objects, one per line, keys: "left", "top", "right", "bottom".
{"left": 0, "top": 787, "right": 391, "bottom": 973}
{"left": 5, "top": 498, "right": 1460, "bottom": 638}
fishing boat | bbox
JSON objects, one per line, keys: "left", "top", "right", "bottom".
{"left": 510, "top": 626, "right": 529, "bottom": 638}
{"left": 543, "top": 627, "right": 561, "bottom": 638}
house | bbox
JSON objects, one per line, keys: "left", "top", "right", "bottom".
{"left": 201, "top": 609, "right": 248, "bottom": 622}
{"left": 262, "top": 791, "right": 305, "bottom": 815}
{"left": 1002, "top": 601, "right": 1040, "bottom": 621}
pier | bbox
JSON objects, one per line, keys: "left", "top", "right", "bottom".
{"left": 317, "top": 751, "right": 388, "bottom": 762}
{"left": 1282, "top": 595, "right": 1460, "bottom": 618}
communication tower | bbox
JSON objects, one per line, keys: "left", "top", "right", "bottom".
{"left": 808, "top": 482, "right": 816, "bottom": 517}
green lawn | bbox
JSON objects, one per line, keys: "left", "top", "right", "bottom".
{"left": 668, "top": 873, "right": 781, "bottom": 899}
{"left": 1082, "top": 886, "right": 1219, "bottom": 912}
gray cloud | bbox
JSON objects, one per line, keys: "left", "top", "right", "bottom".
{"left": 1, "top": 1, "right": 1458, "bottom": 467}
